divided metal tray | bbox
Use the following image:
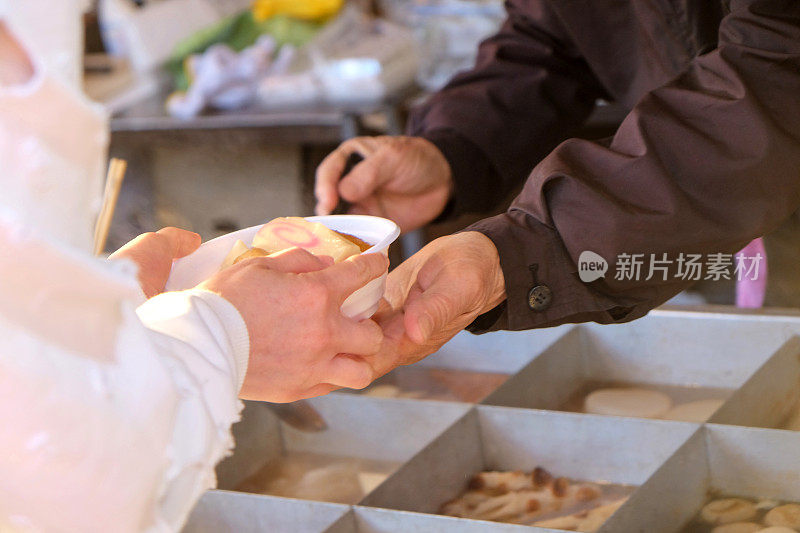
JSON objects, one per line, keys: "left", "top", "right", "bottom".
{"left": 182, "top": 309, "right": 800, "bottom": 532}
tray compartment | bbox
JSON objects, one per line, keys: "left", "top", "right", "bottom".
{"left": 710, "top": 336, "right": 800, "bottom": 429}
{"left": 214, "top": 395, "right": 470, "bottom": 504}
{"left": 605, "top": 423, "right": 800, "bottom": 532}
{"left": 483, "top": 314, "right": 789, "bottom": 420}
{"left": 360, "top": 405, "right": 697, "bottom": 531}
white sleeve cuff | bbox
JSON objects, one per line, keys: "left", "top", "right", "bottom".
{"left": 137, "top": 288, "right": 250, "bottom": 393}
{"left": 186, "top": 289, "right": 250, "bottom": 392}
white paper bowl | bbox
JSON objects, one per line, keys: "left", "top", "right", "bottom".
{"left": 165, "top": 215, "right": 401, "bottom": 320}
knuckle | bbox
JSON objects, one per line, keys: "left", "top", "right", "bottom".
{"left": 342, "top": 361, "right": 373, "bottom": 390}
{"left": 428, "top": 292, "right": 456, "bottom": 321}
{"left": 339, "top": 139, "right": 361, "bottom": 155}
{"left": 350, "top": 372, "right": 372, "bottom": 390}
{"left": 351, "top": 256, "right": 373, "bottom": 282}
{"left": 138, "top": 232, "right": 168, "bottom": 252}
{"left": 138, "top": 232, "right": 159, "bottom": 244}
{"left": 308, "top": 321, "right": 334, "bottom": 348}
{"left": 302, "top": 279, "right": 332, "bottom": 308}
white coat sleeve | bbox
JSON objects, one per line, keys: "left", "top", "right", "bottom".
{"left": 136, "top": 288, "right": 251, "bottom": 532}
{"left": 0, "top": 226, "right": 252, "bottom": 533}
{"left": 0, "top": 21, "right": 252, "bottom": 532}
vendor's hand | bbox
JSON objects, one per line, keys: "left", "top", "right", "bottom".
{"left": 200, "top": 248, "right": 389, "bottom": 403}
{"left": 315, "top": 136, "right": 453, "bottom": 233}
{"left": 110, "top": 228, "right": 202, "bottom": 298}
{"left": 374, "top": 232, "right": 506, "bottom": 371}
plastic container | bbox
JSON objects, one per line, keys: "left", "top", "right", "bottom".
{"left": 165, "top": 215, "right": 401, "bottom": 320}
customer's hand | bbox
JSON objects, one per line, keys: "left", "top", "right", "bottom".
{"left": 200, "top": 248, "right": 389, "bottom": 402}
{"left": 315, "top": 136, "right": 453, "bottom": 232}
{"left": 374, "top": 232, "right": 506, "bottom": 371}
{"left": 109, "top": 227, "right": 202, "bottom": 298}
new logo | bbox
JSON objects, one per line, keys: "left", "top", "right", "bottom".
{"left": 578, "top": 251, "right": 608, "bottom": 283}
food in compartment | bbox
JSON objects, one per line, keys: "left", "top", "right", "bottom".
{"left": 663, "top": 399, "right": 726, "bottom": 423}
{"left": 710, "top": 524, "right": 763, "bottom": 533}
{"left": 684, "top": 497, "right": 800, "bottom": 532}
{"left": 560, "top": 380, "right": 731, "bottom": 422}
{"left": 219, "top": 217, "right": 372, "bottom": 270}
{"left": 235, "top": 451, "right": 399, "bottom": 505}
{"left": 358, "top": 366, "right": 509, "bottom": 403}
{"left": 764, "top": 504, "right": 800, "bottom": 528}
{"left": 534, "top": 498, "right": 628, "bottom": 532}
{"left": 701, "top": 499, "right": 758, "bottom": 525}
{"left": 584, "top": 387, "right": 672, "bottom": 418}
{"left": 440, "top": 466, "right": 634, "bottom": 531}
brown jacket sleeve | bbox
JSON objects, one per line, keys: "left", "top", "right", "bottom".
{"left": 407, "top": 1, "right": 604, "bottom": 217}
{"left": 469, "top": 0, "right": 800, "bottom": 332}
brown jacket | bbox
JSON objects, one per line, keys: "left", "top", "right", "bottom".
{"left": 408, "top": 0, "right": 800, "bottom": 332}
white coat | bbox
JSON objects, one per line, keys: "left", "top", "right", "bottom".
{"left": 0, "top": 16, "right": 250, "bottom": 533}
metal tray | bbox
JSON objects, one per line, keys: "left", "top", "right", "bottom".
{"left": 181, "top": 309, "right": 800, "bottom": 532}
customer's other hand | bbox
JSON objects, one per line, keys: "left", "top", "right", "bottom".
{"left": 110, "top": 227, "right": 202, "bottom": 298}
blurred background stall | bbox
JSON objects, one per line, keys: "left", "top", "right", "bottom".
{"left": 82, "top": 0, "right": 800, "bottom": 306}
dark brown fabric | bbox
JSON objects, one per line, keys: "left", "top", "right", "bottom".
{"left": 409, "top": 0, "right": 800, "bottom": 332}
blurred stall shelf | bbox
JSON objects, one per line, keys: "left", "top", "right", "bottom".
{"left": 110, "top": 86, "right": 411, "bottom": 141}
{"left": 106, "top": 85, "right": 428, "bottom": 256}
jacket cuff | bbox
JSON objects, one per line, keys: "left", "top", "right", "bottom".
{"left": 465, "top": 210, "right": 642, "bottom": 333}
{"left": 420, "top": 129, "right": 502, "bottom": 219}
{"left": 189, "top": 290, "right": 250, "bottom": 392}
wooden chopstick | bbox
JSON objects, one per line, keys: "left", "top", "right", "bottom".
{"left": 93, "top": 158, "right": 127, "bottom": 256}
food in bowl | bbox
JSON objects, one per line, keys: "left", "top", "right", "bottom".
{"left": 165, "top": 215, "right": 400, "bottom": 320}
{"left": 219, "top": 217, "right": 372, "bottom": 270}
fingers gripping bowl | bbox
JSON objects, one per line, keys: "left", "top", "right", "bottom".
{"left": 165, "top": 215, "right": 401, "bottom": 320}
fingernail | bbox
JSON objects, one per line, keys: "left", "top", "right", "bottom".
{"left": 417, "top": 314, "right": 433, "bottom": 341}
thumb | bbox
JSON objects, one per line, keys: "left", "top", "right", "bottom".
{"left": 403, "top": 263, "right": 474, "bottom": 345}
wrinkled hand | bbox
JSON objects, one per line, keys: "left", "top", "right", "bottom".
{"left": 200, "top": 248, "right": 390, "bottom": 402}
{"left": 315, "top": 136, "right": 453, "bottom": 233}
{"left": 373, "top": 232, "right": 507, "bottom": 374}
{"left": 109, "top": 227, "right": 202, "bottom": 298}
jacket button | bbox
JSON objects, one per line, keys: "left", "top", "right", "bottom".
{"left": 528, "top": 285, "right": 552, "bottom": 311}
